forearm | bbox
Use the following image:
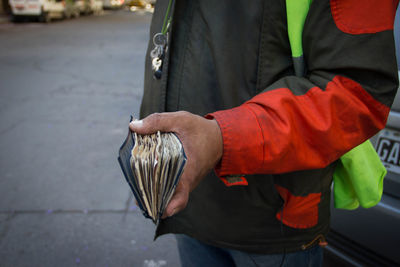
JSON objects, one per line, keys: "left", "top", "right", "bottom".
{"left": 208, "top": 0, "right": 399, "bottom": 177}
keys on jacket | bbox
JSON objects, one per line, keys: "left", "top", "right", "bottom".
{"left": 152, "top": 57, "right": 162, "bottom": 79}
{"left": 150, "top": 33, "right": 167, "bottom": 80}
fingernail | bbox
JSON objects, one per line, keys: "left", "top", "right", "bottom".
{"left": 130, "top": 120, "right": 143, "bottom": 128}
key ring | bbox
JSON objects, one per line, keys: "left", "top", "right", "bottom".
{"left": 153, "top": 33, "right": 167, "bottom": 47}
{"left": 150, "top": 0, "right": 174, "bottom": 80}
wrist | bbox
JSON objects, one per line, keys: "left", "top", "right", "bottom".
{"left": 208, "top": 118, "right": 223, "bottom": 166}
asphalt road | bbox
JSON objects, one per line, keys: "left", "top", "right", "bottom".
{"left": 0, "top": 10, "right": 180, "bottom": 267}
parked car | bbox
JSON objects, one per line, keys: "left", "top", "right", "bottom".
{"left": 75, "top": 0, "right": 91, "bottom": 15}
{"left": 125, "top": 0, "right": 151, "bottom": 12}
{"left": 101, "top": 0, "right": 123, "bottom": 10}
{"left": 90, "top": 0, "right": 103, "bottom": 15}
{"left": 9, "top": 0, "right": 65, "bottom": 22}
{"left": 325, "top": 7, "right": 400, "bottom": 266}
{"left": 63, "top": 0, "right": 80, "bottom": 19}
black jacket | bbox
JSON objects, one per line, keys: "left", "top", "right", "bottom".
{"left": 140, "top": 0, "right": 399, "bottom": 253}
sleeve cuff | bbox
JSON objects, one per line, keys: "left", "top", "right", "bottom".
{"left": 205, "top": 105, "right": 265, "bottom": 178}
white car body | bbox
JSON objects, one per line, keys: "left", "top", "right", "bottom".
{"left": 9, "top": 0, "right": 64, "bottom": 20}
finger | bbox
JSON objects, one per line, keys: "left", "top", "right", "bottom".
{"left": 161, "top": 183, "right": 189, "bottom": 219}
{"left": 129, "top": 112, "right": 180, "bottom": 135}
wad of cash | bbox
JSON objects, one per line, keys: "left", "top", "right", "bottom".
{"left": 118, "top": 119, "right": 186, "bottom": 223}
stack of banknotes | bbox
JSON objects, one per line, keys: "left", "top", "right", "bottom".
{"left": 118, "top": 122, "right": 186, "bottom": 223}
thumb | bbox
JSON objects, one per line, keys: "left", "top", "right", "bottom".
{"left": 162, "top": 182, "right": 189, "bottom": 218}
{"left": 129, "top": 113, "right": 177, "bottom": 135}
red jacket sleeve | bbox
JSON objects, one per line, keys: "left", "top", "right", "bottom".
{"left": 207, "top": 0, "right": 399, "bottom": 177}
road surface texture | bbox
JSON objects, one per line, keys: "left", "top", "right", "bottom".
{"left": 0, "top": 10, "right": 180, "bottom": 267}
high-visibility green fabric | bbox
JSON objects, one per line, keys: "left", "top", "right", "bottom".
{"left": 285, "top": 0, "right": 386, "bottom": 210}
{"left": 333, "top": 140, "right": 386, "bottom": 209}
{"left": 286, "top": 0, "right": 312, "bottom": 58}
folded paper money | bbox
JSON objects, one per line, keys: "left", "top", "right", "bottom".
{"left": 118, "top": 119, "right": 186, "bottom": 224}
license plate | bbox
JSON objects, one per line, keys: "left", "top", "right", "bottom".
{"left": 376, "top": 128, "right": 400, "bottom": 174}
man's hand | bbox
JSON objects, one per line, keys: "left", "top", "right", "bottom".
{"left": 129, "top": 111, "right": 223, "bottom": 218}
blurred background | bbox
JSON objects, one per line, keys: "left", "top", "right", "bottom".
{"left": 0, "top": 1, "right": 399, "bottom": 267}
